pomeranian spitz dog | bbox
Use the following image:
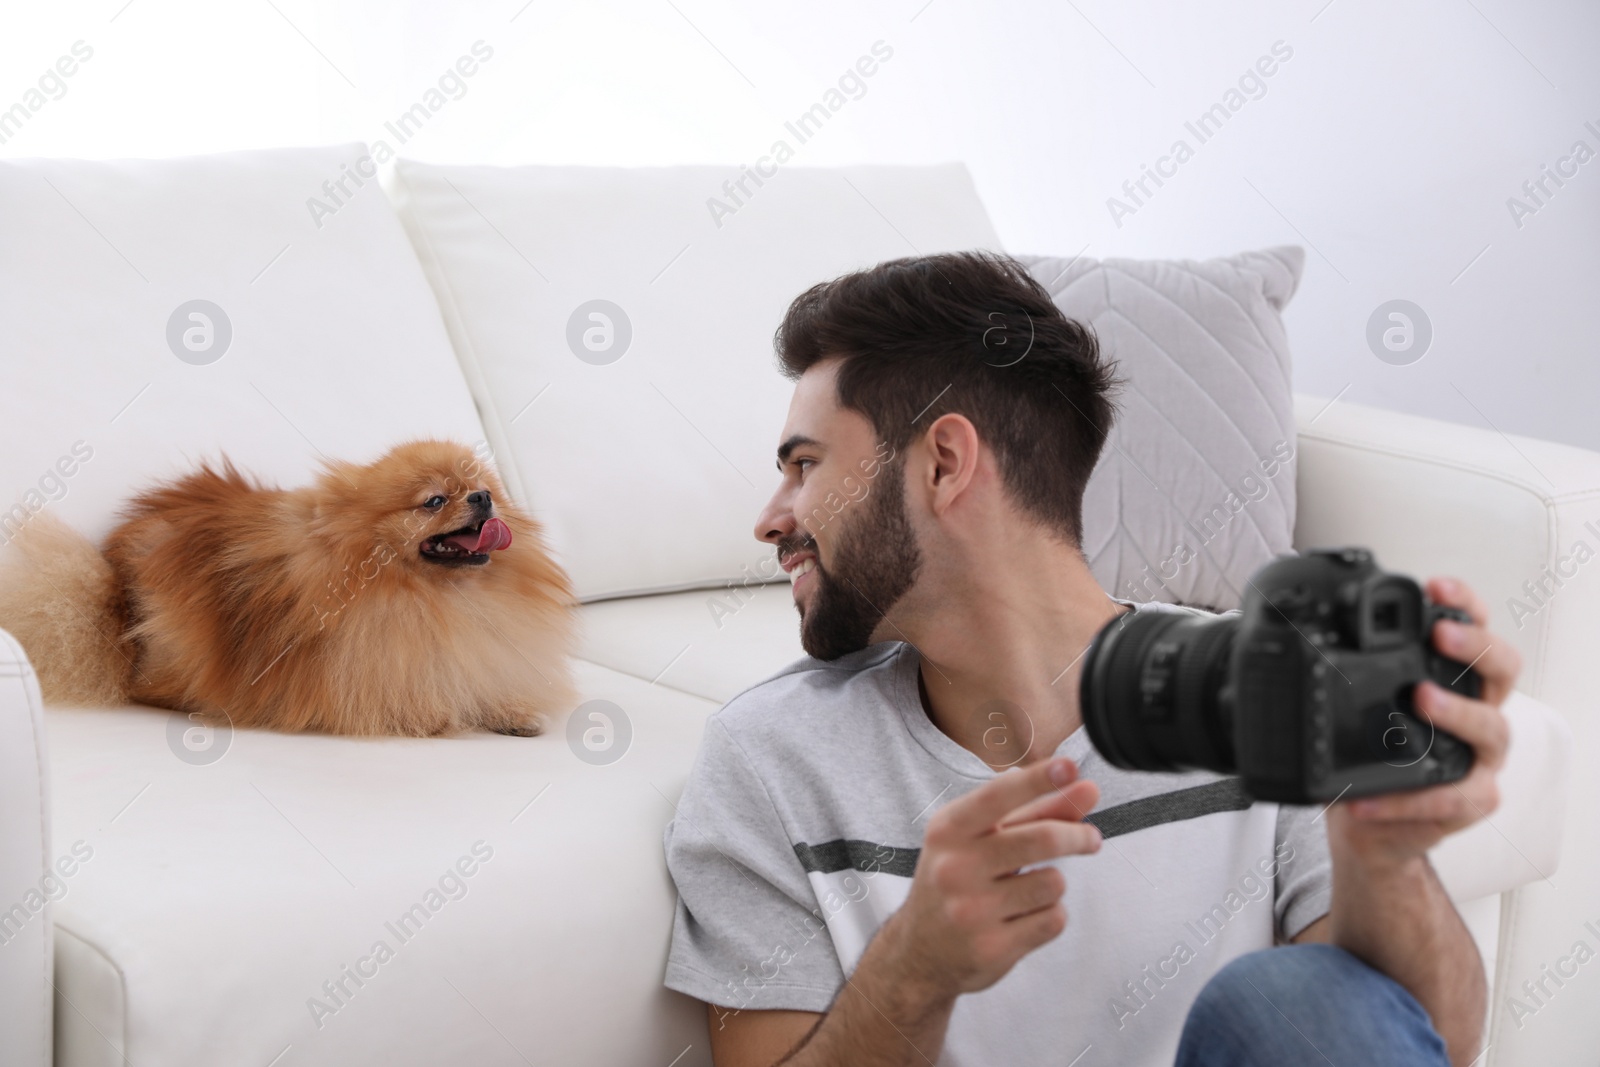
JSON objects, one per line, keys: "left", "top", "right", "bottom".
{"left": 0, "top": 440, "right": 577, "bottom": 736}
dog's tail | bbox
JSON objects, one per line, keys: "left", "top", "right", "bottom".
{"left": 0, "top": 512, "right": 133, "bottom": 705}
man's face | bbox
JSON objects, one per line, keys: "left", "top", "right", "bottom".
{"left": 755, "top": 361, "right": 923, "bottom": 660}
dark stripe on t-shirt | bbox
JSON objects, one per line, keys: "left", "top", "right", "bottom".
{"left": 1084, "top": 778, "right": 1253, "bottom": 839}
{"left": 793, "top": 839, "right": 919, "bottom": 878}
{"left": 792, "top": 779, "right": 1254, "bottom": 876}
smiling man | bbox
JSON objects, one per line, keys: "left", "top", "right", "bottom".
{"left": 661, "top": 252, "right": 1516, "bottom": 1067}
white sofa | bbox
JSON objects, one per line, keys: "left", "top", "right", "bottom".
{"left": 0, "top": 146, "right": 1594, "bottom": 1067}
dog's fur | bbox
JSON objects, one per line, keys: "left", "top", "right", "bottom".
{"left": 0, "top": 440, "right": 577, "bottom": 736}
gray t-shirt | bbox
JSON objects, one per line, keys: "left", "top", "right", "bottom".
{"left": 663, "top": 602, "right": 1332, "bottom": 1067}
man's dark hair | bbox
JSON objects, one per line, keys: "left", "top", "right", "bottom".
{"left": 775, "top": 250, "right": 1120, "bottom": 547}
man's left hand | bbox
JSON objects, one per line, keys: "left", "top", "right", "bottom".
{"left": 1329, "top": 576, "right": 1520, "bottom": 866}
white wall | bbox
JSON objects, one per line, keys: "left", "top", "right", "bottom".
{"left": 4, "top": 0, "right": 1596, "bottom": 450}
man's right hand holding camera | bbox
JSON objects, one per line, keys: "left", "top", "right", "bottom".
{"left": 712, "top": 757, "right": 1102, "bottom": 1066}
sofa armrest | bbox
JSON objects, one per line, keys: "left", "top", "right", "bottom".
{"left": 1294, "top": 393, "right": 1600, "bottom": 1067}
{"left": 1428, "top": 690, "right": 1569, "bottom": 901}
{"left": 1294, "top": 393, "right": 1600, "bottom": 707}
{"left": 0, "top": 628, "right": 52, "bottom": 1067}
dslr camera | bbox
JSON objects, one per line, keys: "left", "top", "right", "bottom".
{"left": 1081, "top": 548, "right": 1479, "bottom": 804}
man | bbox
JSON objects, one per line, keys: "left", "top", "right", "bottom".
{"left": 662, "top": 252, "right": 1515, "bottom": 1066}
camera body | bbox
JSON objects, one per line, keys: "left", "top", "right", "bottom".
{"left": 1081, "top": 548, "right": 1479, "bottom": 804}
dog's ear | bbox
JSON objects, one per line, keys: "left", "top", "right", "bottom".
{"left": 306, "top": 463, "right": 361, "bottom": 540}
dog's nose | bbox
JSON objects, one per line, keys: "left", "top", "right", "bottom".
{"left": 467, "top": 490, "right": 491, "bottom": 509}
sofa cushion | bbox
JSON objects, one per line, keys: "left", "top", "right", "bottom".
{"left": 0, "top": 145, "right": 486, "bottom": 545}
{"left": 392, "top": 162, "right": 1001, "bottom": 601}
{"left": 1019, "top": 248, "right": 1303, "bottom": 611}
{"left": 45, "top": 658, "right": 716, "bottom": 1067}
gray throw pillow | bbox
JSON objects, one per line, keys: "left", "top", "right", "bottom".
{"left": 1018, "top": 247, "right": 1303, "bottom": 611}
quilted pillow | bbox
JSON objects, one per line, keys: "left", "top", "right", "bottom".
{"left": 1017, "top": 247, "right": 1303, "bottom": 611}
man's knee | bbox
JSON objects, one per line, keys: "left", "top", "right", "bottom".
{"left": 1195, "top": 944, "right": 1433, "bottom": 1023}
{"left": 1203, "top": 944, "right": 1380, "bottom": 1007}
{"left": 1178, "top": 945, "right": 1449, "bottom": 1067}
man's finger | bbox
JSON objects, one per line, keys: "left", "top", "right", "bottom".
{"left": 983, "top": 818, "right": 1102, "bottom": 874}
{"left": 993, "top": 865, "right": 1067, "bottom": 921}
{"left": 1417, "top": 682, "right": 1510, "bottom": 767}
{"left": 1347, "top": 779, "right": 1491, "bottom": 824}
{"left": 928, "top": 759, "right": 1080, "bottom": 841}
{"left": 1004, "top": 901, "right": 1069, "bottom": 957}
{"left": 1427, "top": 576, "right": 1489, "bottom": 628}
{"left": 998, "top": 778, "right": 1101, "bottom": 829}
{"left": 1431, "top": 618, "right": 1520, "bottom": 699}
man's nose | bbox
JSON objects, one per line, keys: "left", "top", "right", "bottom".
{"left": 754, "top": 493, "right": 794, "bottom": 546}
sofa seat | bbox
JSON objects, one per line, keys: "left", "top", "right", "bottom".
{"left": 579, "top": 584, "right": 805, "bottom": 705}
{"left": 46, "top": 658, "right": 719, "bottom": 1067}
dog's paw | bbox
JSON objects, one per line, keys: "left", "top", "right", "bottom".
{"left": 490, "top": 720, "right": 543, "bottom": 737}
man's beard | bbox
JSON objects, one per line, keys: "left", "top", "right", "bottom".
{"left": 782, "top": 461, "right": 923, "bottom": 661}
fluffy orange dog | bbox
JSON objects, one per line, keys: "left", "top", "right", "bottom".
{"left": 0, "top": 440, "right": 576, "bottom": 736}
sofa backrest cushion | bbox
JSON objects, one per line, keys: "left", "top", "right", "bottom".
{"left": 392, "top": 162, "right": 1001, "bottom": 601}
{"left": 0, "top": 145, "right": 487, "bottom": 547}
{"left": 1019, "top": 247, "right": 1304, "bottom": 611}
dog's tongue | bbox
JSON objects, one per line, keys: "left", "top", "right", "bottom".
{"left": 446, "top": 517, "right": 513, "bottom": 554}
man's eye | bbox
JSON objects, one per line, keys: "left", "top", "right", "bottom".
{"left": 422, "top": 495, "right": 446, "bottom": 510}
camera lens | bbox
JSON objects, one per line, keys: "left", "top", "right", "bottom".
{"left": 1080, "top": 609, "right": 1239, "bottom": 774}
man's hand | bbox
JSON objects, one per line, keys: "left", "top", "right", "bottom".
{"left": 1319, "top": 576, "right": 1519, "bottom": 1067}
{"left": 1331, "top": 576, "right": 1519, "bottom": 864}
{"left": 709, "top": 756, "right": 1103, "bottom": 1067}
{"left": 875, "top": 756, "right": 1102, "bottom": 1003}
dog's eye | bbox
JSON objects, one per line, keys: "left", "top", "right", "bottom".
{"left": 422, "top": 495, "right": 446, "bottom": 510}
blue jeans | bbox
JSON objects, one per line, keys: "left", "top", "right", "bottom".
{"left": 1175, "top": 944, "right": 1451, "bottom": 1066}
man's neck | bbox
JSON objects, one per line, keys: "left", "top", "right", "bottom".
{"left": 897, "top": 540, "right": 1128, "bottom": 770}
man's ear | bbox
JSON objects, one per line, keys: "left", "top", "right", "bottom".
{"left": 920, "top": 413, "right": 982, "bottom": 518}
